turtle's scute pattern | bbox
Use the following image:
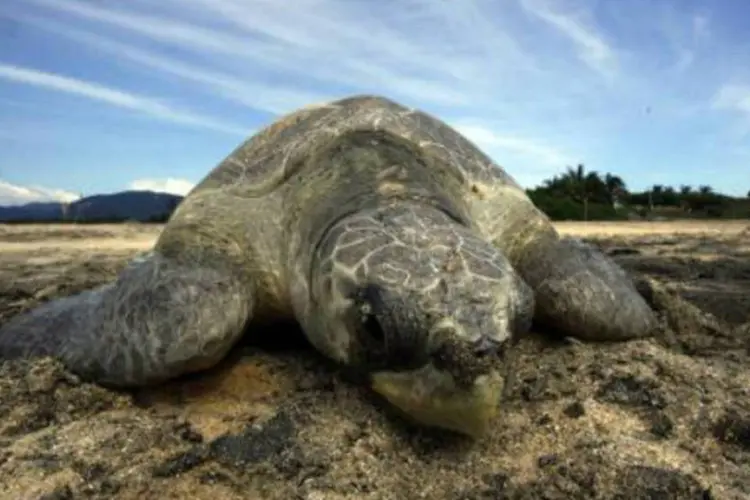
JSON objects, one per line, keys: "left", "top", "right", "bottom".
{"left": 0, "top": 95, "right": 656, "bottom": 434}
{"left": 190, "top": 95, "right": 515, "bottom": 198}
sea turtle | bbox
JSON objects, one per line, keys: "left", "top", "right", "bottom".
{"left": 0, "top": 95, "right": 656, "bottom": 438}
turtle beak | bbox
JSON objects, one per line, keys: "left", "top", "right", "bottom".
{"left": 370, "top": 363, "right": 504, "bottom": 438}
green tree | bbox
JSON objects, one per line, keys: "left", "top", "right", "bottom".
{"left": 563, "top": 164, "right": 591, "bottom": 220}
{"left": 603, "top": 173, "right": 627, "bottom": 205}
{"left": 661, "top": 186, "right": 679, "bottom": 206}
{"left": 526, "top": 165, "right": 741, "bottom": 221}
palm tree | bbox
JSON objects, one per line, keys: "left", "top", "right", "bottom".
{"left": 563, "top": 163, "right": 589, "bottom": 220}
{"left": 603, "top": 173, "right": 626, "bottom": 207}
{"left": 648, "top": 184, "right": 664, "bottom": 212}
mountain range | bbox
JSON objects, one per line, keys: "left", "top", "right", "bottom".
{"left": 0, "top": 191, "right": 184, "bottom": 223}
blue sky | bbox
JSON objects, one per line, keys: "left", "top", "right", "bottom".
{"left": 0, "top": 0, "right": 749, "bottom": 205}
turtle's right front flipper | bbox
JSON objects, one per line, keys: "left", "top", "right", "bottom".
{"left": 0, "top": 251, "right": 255, "bottom": 387}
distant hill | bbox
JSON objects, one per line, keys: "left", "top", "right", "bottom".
{"left": 0, "top": 191, "right": 184, "bottom": 223}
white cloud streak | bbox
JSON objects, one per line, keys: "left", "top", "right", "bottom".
{"left": 519, "top": 0, "right": 616, "bottom": 77}
{"left": 0, "top": 63, "right": 250, "bottom": 135}
{"left": 129, "top": 178, "right": 195, "bottom": 196}
{"left": 712, "top": 84, "right": 750, "bottom": 115}
{"left": 20, "top": 0, "right": 535, "bottom": 108}
{"left": 10, "top": 14, "right": 332, "bottom": 114}
{"left": 0, "top": 179, "right": 80, "bottom": 205}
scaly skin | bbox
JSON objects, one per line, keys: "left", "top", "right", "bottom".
{"left": 0, "top": 251, "right": 252, "bottom": 387}
{"left": 300, "top": 201, "right": 533, "bottom": 437}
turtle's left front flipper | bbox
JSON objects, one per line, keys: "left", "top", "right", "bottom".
{"left": 517, "top": 235, "right": 657, "bottom": 342}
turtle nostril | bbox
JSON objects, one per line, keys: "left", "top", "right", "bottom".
{"left": 472, "top": 336, "right": 502, "bottom": 357}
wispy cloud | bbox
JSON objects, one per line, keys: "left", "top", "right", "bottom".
{"left": 712, "top": 84, "right": 750, "bottom": 115}
{"left": 711, "top": 83, "right": 750, "bottom": 138}
{"left": 519, "top": 0, "right": 617, "bottom": 78}
{"left": 0, "top": 63, "right": 249, "bottom": 135}
{"left": 693, "top": 14, "right": 710, "bottom": 40}
{"left": 129, "top": 178, "right": 195, "bottom": 196}
{"left": 20, "top": 0, "right": 489, "bottom": 106}
{"left": 673, "top": 50, "right": 695, "bottom": 73}
{"left": 10, "top": 14, "right": 332, "bottom": 115}
{"left": 7, "top": 0, "right": 595, "bottom": 184}
{"left": 455, "top": 124, "right": 574, "bottom": 169}
{"left": 153, "top": 0, "right": 537, "bottom": 106}
{"left": 0, "top": 0, "right": 745, "bottom": 196}
{"left": 647, "top": 5, "right": 713, "bottom": 75}
{"left": 0, "top": 179, "right": 80, "bottom": 205}
{"left": 20, "top": 0, "right": 530, "bottom": 106}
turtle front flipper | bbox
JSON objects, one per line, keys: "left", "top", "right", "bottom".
{"left": 467, "top": 186, "right": 656, "bottom": 343}
{"left": 517, "top": 234, "right": 657, "bottom": 342}
{"left": 0, "top": 249, "right": 255, "bottom": 387}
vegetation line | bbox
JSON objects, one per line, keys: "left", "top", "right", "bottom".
{"left": 526, "top": 164, "right": 749, "bottom": 221}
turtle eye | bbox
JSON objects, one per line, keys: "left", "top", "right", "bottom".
{"left": 360, "top": 305, "right": 385, "bottom": 345}
{"left": 352, "top": 283, "right": 429, "bottom": 372}
{"left": 353, "top": 284, "right": 388, "bottom": 352}
{"left": 351, "top": 293, "right": 389, "bottom": 371}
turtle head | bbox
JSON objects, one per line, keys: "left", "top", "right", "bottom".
{"left": 301, "top": 204, "right": 535, "bottom": 438}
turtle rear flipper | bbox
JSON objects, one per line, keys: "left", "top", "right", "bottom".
{"left": 0, "top": 251, "right": 254, "bottom": 387}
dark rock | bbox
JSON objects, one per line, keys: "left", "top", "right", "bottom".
{"left": 537, "top": 413, "right": 553, "bottom": 425}
{"left": 152, "top": 447, "right": 209, "bottom": 478}
{"left": 612, "top": 465, "right": 712, "bottom": 499}
{"left": 209, "top": 411, "right": 296, "bottom": 469}
{"left": 72, "top": 460, "right": 108, "bottom": 481}
{"left": 596, "top": 374, "right": 667, "bottom": 410}
{"left": 563, "top": 400, "right": 586, "bottom": 418}
{"left": 482, "top": 472, "right": 509, "bottom": 491}
{"left": 537, "top": 454, "right": 558, "bottom": 468}
{"left": 713, "top": 409, "right": 750, "bottom": 451}
{"left": 39, "top": 485, "right": 74, "bottom": 500}
{"left": 175, "top": 420, "right": 204, "bottom": 443}
{"left": 607, "top": 247, "right": 642, "bottom": 256}
{"left": 648, "top": 412, "right": 675, "bottom": 439}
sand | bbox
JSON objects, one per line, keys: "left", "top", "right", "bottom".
{"left": 0, "top": 221, "right": 748, "bottom": 499}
